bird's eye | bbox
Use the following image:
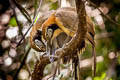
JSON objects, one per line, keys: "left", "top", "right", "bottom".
{"left": 48, "top": 28, "right": 53, "bottom": 33}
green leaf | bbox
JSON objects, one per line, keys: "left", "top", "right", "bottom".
{"left": 100, "top": 72, "right": 106, "bottom": 80}
{"left": 94, "top": 77, "right": 100, "bottom": 80}
{"left": 34, "top": 12, "right": 41, "bottom": 24}
{"left": 8, "top": 17, "right": 17, "bottom": 27}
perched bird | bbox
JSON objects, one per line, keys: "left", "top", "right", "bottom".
{"left": 30, "top": 7, "right": 95, "bottom": 62}
{"left": 41, "top": 7, "right": 95, "bottom": 77}
{"left": 41, "top": 7, "right": 95, "bottom": 59}
{"left": 30, "top": 7, "right": 96, "bottom": 78}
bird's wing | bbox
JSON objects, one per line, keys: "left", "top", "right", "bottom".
{"left": 86, "top": 16, "right": 95, "bottom": 46}
{"left": 55, "top": 7, "right": 77, "bottom": 36}
{"left": 55, "top": 7, "right": 95, "bottom": 46}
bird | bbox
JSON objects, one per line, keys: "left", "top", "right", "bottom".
{"left": 32, "top": 29, "right": 46, "bottom": 52}
{"left": 29, "top": 7, "right": 96, "bottom": 78}
{"left": 41, "top": 7, "right": 95, "bottom": 59}
{"left": 41, "top": 7, "right": 95, "bottom": 78}
{"left": 30, "top": 7, "right": 95, "bottom": 62}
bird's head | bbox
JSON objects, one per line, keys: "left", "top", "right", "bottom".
{"left": 32, "top": 29, "right": 46, "bottom": 52}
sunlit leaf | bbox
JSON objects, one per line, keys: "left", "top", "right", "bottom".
{"left": 100, "top": 72, "right": 106, "bottom": 80}
{"left": 34, "top": 12, "right": 41, "bottom": 24}
{"left": 8, "top": 17, "right": 17, "bottom": 27}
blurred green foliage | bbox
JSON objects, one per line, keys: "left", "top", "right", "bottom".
{"left": 50, "top": 1, "right": 58, "bottom": 10}
{"left": 94, "top": 72, "right": 112, "bottom": 80}
{"left": 8, "top": 17, "right": 17, "bottom": 27}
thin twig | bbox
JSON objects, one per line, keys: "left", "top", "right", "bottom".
{"left": 33, "top": 0, "right": 38, "bottom": 18}
{"left": 36, "top": 0, "right": 43, "bottom": 15}
{"left": 9, "top": 0, "right": 23, "bottom": 36}
{"left": 92, "top": 46, "right": 96, "bottom": 76}
{"left": 52, "top": 60, "right": 59, "bottom": 80}
{"left": 16, "top": 22, "right": 34, "bottom": 47}
{"left": 43, "top": 55, "right": 59, "bottom": 58}
{"left": 12, "top": 0, "right": 32, "bottom": 23}
{"left": 16, "top": 0, "right": 43, "bottom": 47}
{"left": 26, "top": 62, "right": 32, "bottom": 76}
{"left": 13, "top": 47, "right": 31, "bottom": 80}
{"left": 87, "top": 0, "right": 120, "bottom": 27}
{"left": 34, "top": 0, "right": 43, "bottom": 18}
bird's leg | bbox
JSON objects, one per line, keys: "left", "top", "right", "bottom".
{"left": 46, "top": 40, "right": 52, "bottom": 61}
{"left": 46, "top": 39, "right": 59, "bottom": 62}
{"left": 50, "top": 46, "right": 56, "bottom": 62}
{"left": 50, "top": 38, "right": 59, "bottom": 62}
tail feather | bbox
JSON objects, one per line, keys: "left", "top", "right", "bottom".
{"left": 86, "top": 32, "right": 95, "bottom": 46}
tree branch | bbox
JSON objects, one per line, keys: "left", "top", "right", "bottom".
{"left": 16, "top": 0, "right": 43, "bottom": 47}
{"left": 13, "top": 47, "right": 31, "bottom": 80}
{"left": 31, "top": 0, "right": 87, "bottom": 79}
{"left": 87, "top": 0, "right": 120, "bottom": 27}
{"left": 9, "top": 0, "right": 23, "bottom": 36}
